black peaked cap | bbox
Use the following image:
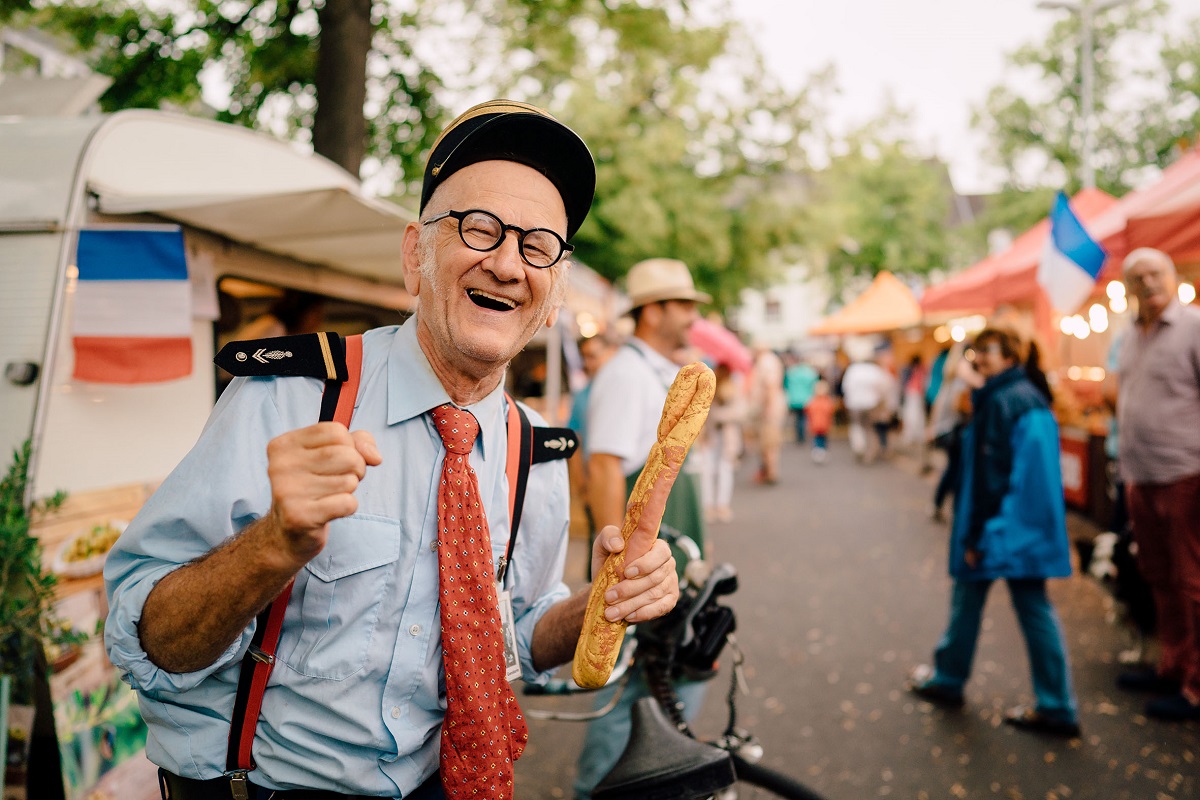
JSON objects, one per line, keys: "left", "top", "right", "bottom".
{"left": 420, "top": 100, "right": 596, "bottom": 239}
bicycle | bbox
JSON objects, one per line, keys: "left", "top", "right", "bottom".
{"left": 523, "top": 530, "right": 831, "bottom": 800}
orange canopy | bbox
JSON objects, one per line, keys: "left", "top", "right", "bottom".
{"left": 920, "top": 188, "right": 1118, "bottom": 315}
{"left": 809, "top": 271, "right": 922, "bottom": 335}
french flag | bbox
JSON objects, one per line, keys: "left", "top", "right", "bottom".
{"left": 1037, "top": 191, "right": 1107, "bottom": 313}
{"left": 72, "top": 228, "right": 193, "bottom": 383}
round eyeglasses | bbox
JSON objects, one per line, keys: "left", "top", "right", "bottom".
{"left": 422, "top": 209, "right": 573, "bottom": 268}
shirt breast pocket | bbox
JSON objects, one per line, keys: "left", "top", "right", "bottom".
{"left": 276, "top": 515, "right": 402, "bottom": 680}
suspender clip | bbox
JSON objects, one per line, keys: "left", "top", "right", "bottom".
{"left": 248, "top": 645, "right": 275, "bottom": 666}
{"left": 225, "top": 770, "right": 251, "bottom": 800}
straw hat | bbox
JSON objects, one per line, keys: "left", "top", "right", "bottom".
{"left": 624, "top": 258, "right": 712, "bottom": 309}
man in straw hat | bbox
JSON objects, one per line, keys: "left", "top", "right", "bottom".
{"left": 106, "top": 100, "right": 680, "bottom": 800}
{"left": 575, "top": 257, "right": 711, "bottom": 797}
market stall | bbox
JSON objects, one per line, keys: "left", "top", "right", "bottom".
{"left": 810, "top": 270, "right": 922, "bottom": 335}
{"left": 920, "top": 188, "right": 1118, "bottom": 318}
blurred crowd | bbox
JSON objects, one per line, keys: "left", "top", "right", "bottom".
{"left": 564, "top": 246, "right": 1200, "bottom": 740}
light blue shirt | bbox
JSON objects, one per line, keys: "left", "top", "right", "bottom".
{"left": 104, "top": 318, "right": 571, "bottom": 796}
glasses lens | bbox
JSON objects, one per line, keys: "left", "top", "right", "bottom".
{"left": 521, "top": 230, "right": 562, "bottom": 268}
{"left": 460, "top": 211, "right": 502, "bottom": 249}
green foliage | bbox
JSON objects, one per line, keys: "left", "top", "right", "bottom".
{"left": 972, "top": 0, "right": 1192, "bottom": 196}
{"left": 803, "top": 109, "right": 953, "bottom": 303}
{"left": 476, "top": 1, "right": 822, "bottom": 305}
{"left": 17, "top": 0, "right": 822, "bottom": 306}
{"left": 0, "top": 441, "right": 75, "bottom": 701}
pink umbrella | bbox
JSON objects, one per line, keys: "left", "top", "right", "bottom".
{"left": 688, "top": 317, "right": 753, "bottom": 374}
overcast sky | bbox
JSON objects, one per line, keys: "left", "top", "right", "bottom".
{"left": 729, "top": 0, "right": 1200, "bottom": 194}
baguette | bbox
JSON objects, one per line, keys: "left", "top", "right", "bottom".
{"left": 572, "top": 361, "right": 716, "bottom": 688}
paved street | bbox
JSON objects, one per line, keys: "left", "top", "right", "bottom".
{"left": 514, "top": 436, "right": 1199, "bottom": 799}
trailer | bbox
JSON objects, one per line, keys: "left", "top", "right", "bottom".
{"left": 0, "top": 109, "right": 414, "bottom": 798}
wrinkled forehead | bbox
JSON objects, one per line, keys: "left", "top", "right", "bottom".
{"left": 426, "top": 160, "right": 568, "bottom": 229}
{"left": 1123, "top": 249, "right": 1174, "bottom": 277}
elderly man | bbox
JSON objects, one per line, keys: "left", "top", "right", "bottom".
{"left": 575, "top": 257, "right": 710, "bottom": 798}
{"left": 1112, "top": 247, "right": 1200, "bottom": 721}
{"left": 104, "top": 100, "right": 680, "bottom": 800}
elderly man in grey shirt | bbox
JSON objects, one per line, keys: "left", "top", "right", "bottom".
{"left": 1111, "top": 247, "right": 1200, "bottom": 721}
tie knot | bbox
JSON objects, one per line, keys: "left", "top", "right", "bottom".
{"left": 431, "top": 404, "right": 480, "bottom": 455}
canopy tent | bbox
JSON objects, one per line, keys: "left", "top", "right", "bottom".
{"left": 1101, "top": 148, "right": 1200, "bottom": 271}
{"left": 920, "top": 188, "right": 1118, "bottom": 315}
{"left": 809, "top": 271, "right": 922, "bottom": 335}
{"left": 922, "top": 151, "right": 1200, "bottom": 317}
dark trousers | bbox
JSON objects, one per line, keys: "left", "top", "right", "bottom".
{"left": 933, "top": 431, "right": 963, "bottom": 510}
{"left": 159, "top": 769, "right": 443, "bottom": 800}
{"left": 792, "top": 406, "right": 807, "bottom": 442}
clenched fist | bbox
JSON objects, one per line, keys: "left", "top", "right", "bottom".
{"left": 265, "top": 422, "right": 382, "bottom": 567}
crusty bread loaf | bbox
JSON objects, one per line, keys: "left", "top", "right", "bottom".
{"left": 572, "top": 362, "right": 716, "bottom": 688}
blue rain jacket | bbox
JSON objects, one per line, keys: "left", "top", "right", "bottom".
{"left": 949, "top": 367, "right": 1072, "bottom": 581}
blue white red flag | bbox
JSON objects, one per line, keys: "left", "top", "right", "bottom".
{"left": 1037, "top": 191, "right": 1107, "bottom": 313}
{"left": 72, "top": 228, "right": 193, "bottom": 383}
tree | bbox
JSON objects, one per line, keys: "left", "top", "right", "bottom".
{"left": 8, "top": 0, "right": 825, "bottom": 305}
{"left": 802, "top": 108, "right": 953, "bottom": 303}
{"left": 3, "top": 0, "right": 415, "bottom": 176}
{"left": 971, "top": 0, "right": 1191, "bottom": 199}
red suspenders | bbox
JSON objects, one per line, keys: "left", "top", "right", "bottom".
{"left": 223, "top": 333, "right": 534, "bottom": 794}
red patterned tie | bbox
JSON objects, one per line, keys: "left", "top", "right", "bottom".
{"left": 431, "top": 404, "right": 528, "bottom": 798}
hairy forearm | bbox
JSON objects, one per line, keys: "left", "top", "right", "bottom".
{"left": 530, "top": 585, "right": 591, "bottom": 673}
{"left": 138, "top": 515, "right": 302, "bottom": 673}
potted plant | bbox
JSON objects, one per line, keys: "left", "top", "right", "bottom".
{"left": 0, "top": 440, "right": 82, "bottom": 795}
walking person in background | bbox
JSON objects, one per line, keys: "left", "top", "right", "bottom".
{"left": 871, "top": 350, "right": 900, "bottom": 460}
{"left": 927, "top": 345, "right": 982, "bottom": 522}
{"left": 1110, "top": 247, "right": 1200, "bottom": 721}
{"left": 908, "top": 326, "right": 1080, "bottom": 738}
{"left": 567, "top": 330, "right": 621, "bottom": 547}
{"left": 701, "top": 363, "right": 746, "bottom": 523}
{"left": 784, "top": 354, "right": 820, "bottom": 445}
{"left": 806, "top": 379, "right": 836, "bottom": 464}
{"left": 900, "top": 354, "right": 929, "bottom": 456}
{"left": 842, "top": 351, "right": 894, "bottom": 464}
{"left": 749, "top": 344, "right": 787, "bottom": 484}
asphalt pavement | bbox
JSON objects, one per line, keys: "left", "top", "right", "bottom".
{"left": 514, "top": 435, "right": 1199, "bottom": 799}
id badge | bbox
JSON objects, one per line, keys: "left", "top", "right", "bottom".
{"left": 496, "top": 584, "right": 522, "bottom": 682}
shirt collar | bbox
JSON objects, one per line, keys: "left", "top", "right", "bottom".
{"left": 1160, "top": 299, "right": 1184, "bottom": 326}
{"left": 385, "top": 314, "right": 507, "bottom": 460}
{"left": 628, "top": 336, "right": 681, "bottom": 378}
{"left": 1137, "top": 298, "right": 1184, "bottom": 330}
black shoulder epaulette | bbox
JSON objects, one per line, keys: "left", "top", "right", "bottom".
{"left": 531, "top": 427, "right": 578, "bottom": 463}
{"left": 214, "top": 333, "right": 349, "bottom": 381}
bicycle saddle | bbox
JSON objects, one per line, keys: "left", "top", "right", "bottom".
{"left": 591, "top": 697, "right": 736, "bottom": 800}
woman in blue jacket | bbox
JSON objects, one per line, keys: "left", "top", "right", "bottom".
{"left": 908, "top": 327, "right": 1080, "bottom": 737}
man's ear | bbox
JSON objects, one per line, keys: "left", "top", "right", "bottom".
{"left": 401, "top": 222, "right": 423, "bottom": 297}
{"left": 545, "top": 306, "right": 560, "bottom": 329}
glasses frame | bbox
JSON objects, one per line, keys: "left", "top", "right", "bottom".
{"left": 422, "top": 208, "right": 573, "bottom": 269}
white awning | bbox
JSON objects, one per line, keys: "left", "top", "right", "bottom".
{"left": 80, "top": 111, "right": 413, "bottom": 282}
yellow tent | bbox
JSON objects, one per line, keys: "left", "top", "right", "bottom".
{"left": 809, "top": 271, "right": 922, "bottom": 335}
